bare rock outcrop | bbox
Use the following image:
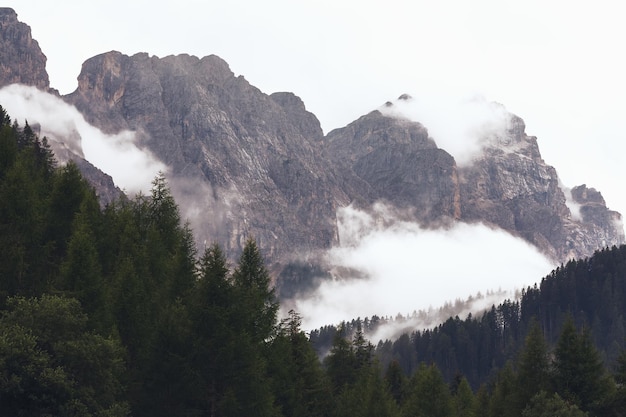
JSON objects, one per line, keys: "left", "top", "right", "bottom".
{"left": 325, "top": 111, "right": 461, "bottom": 224}
{"left": 62, "top": 50, "right": 626, "bottom": 265}
{"left": 0, "top": 8, "right": 49, "bottom": 91}
{"left": 66, "top": 51, "right": 349, "bottom": 261}
{"left": 325, "top": 105, "right": 624, "bottom": 262}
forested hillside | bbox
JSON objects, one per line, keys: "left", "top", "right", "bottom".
{"left": 313, "top": 246, "right": 626, "bottom": 388}
{"left": 2, "top": 104, "right": 626, "bottom": 416}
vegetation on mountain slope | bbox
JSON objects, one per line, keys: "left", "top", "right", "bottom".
{"left": 1, "top": 106, "right": 626, "bottom": 416}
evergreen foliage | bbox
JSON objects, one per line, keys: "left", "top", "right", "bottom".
{"left": 0, "top": 295, "right": 128, "bottom": 416}
{"left": 2, "top": 105, "right": 626, "bottom": 416}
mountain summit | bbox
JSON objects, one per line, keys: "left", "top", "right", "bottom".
{"left": 0, "top": 11, "right": 623, "bottom": 282}
{"left": 0, "top": 8, "right": 49, "bottom": 91}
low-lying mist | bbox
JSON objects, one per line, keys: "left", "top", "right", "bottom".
{"left": 0, "top": 84, "right": 166, "bottom": 193}
{"left": 291, "top": 203, "right": 556, "bottom": 333}
{"left": 0, "top": 84, "right": 243, "bottom": 253}
{"left": 1, "top": 84, "right": 558, "bottom": 340}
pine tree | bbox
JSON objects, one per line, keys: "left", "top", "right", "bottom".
{"left": 232, "top": 237, "right": 279, "bottom": 343}
{"left": 402, "top": 363, "right": 454, "bottom": 417}
{"left": 268, "top": 310, "right": 332, "bottom": 417}
{"left": 516, "top": 317, "right": 551, "bottom": 409}
{"left": 0, "top": 295, "right": 128, "bottom": 416}
{"left": 454, "top": 376, "right": 477, "bottom": 417}
{"left": 324, "top": 325, "right": 358, "bottom": 392}
{"left": 553, "top": 316, "right": 613, "bottom": 412}
{"left": 385, "top": 360, "right": 407, "bottom": 405}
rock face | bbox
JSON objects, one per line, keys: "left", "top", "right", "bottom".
{"left": 0, "top": 11, "right": 123, "bottom": 207}
{"left": 0, "top": 8, "right": 49, "bottom": 91}
{"left": 0, "top": 11, "right": 623, "bottom": 278}
{"left": 325, "top": 111, "right": 461, "bottom": 225}
{"left": 456, "top": 114, "right": 623, "bottom": 260}
{"left": 66, "top": 51, "right": 349, "bottom": 261}
{"left": 323, "top": 106, "right": 624, "bottom": 262}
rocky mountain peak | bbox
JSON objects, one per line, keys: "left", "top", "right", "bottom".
{"left": 457, "top": 111, "right": 623, "bottom": 261}
{"left": 270, "top": 92, "right": 324, "bottom": 141}
{"left": 1, "top": 11, "right": 623, "bottom": 275}
{"left": 0, "top": 8, "right": 50, "bottom": 91}
{"left": 325, "top": 111, "right": 460, "bottom": 223}
{"left": 0, "top": 7, "right": 17, "bottom": 23}
{"left": 66, "top": 50, "right": 347, "bottom": 261}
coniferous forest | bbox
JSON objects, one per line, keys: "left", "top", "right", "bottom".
{"left": 1, "top": 104, "right": 626, "bottom": 416}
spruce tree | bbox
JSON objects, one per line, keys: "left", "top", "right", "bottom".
{"left": 232, "top": 237, "right": 279, "bottom": 343}
{"left": 223, "top": 239, "right": 279, "bottom": 416}
{"left": 488, "top": 362, "right": 519, "bottom": 417}
{"left": 521, "top": 392, "right": 587, "bottom": 417}
{"left": 553, "top": 317, "right": 612, "bottom": 412}
{"left": 268, "top": 310, "right": 332, "bottom": 417}
{"left": 402, "top": 363, "right": 453, "bottom": 417}
{"left": 0, "top": 295, "right": 128, "bottom": 416}
{"left": 58, "top": 209, "right": 107, "bottom": 332}
{"left": 385, "top": 360, "right": 406, "bottom": 405}
{"left": 325, "top": 325, "right": 358, "bottom": 392}
{"left": 516, "top": 317, "right": 551, "bottom": 409}
{"left": 454, "top": 376, "right": 477, "bottom": 417}
{"left": 189, "top": 243, "right": 234, "bottom": 415}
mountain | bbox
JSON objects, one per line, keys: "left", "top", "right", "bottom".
{"left": 0, "top": 8, "right": 623, "bottom": 280}
{"left": 0, "top": 8, "right": 49, "bottom": 91}
{"left": 457, "top": 113, "right": 623, "bottom": 261}
{"left": 64, "top": 51, "right": 350, "bottom": 262}
{"left": 0, "top": 8, "right": 124, "bottom": 207}
{"left": 325, "top": 103, "right": 623, "bottom": 262}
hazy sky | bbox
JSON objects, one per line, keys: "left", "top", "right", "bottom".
{"left": 6, "top": 1, "right": 626, "bottom": 327}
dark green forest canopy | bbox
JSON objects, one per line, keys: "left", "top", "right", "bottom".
{"left": 2, "top": 104, "right": 626, "bottom": 416}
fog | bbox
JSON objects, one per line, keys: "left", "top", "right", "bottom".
{"left": 379, "top": 93, "right": 512, "bottom": 165}
{"left": 290, "top": 95, "right": 556, "bottom": 332}
{"left": 0, "top": 84, "right": 166, "bottom": 193}
{"left": 167, "top": 176, "right": 245, "bottom": 254}
{"left": 293, "top": 203, "right": 556, "bottom": 331}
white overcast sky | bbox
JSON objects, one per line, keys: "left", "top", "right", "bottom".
{"left": 8, "top": 0, "right": 626, "bottom": 328}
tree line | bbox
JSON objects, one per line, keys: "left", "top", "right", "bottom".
{"left": 1, "top": 104, "right": 626, "bottom": 416}
{"left": 320, "top": 245, "right": 626, "bottom": 392}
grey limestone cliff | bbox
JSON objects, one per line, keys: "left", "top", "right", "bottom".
{"left": 58, "top": 51, "right": 626, "bottom": 266}
{"left": 0, "top": 10, "right": 123, "bottom": 205}
{"left": 456, "top": 114, "right": 623, "bottom": 260}
{"left": 66, "top": 51, "right": 349, "bottom": 261}
{"left": 0, "top": 8, "right": 49, "bottom": 91}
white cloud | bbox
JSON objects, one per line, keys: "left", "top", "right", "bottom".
{"left": 562, "top": 186, "right": 583, "bottom": 222}
{"left": 294, "top": 204, "right": 555, "bottom": 331}
{"left": 0, "top": 84, "right": 166, "bottom": 193}
{"left": 379, "top": 93, "right": 512, "bottom": 165}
